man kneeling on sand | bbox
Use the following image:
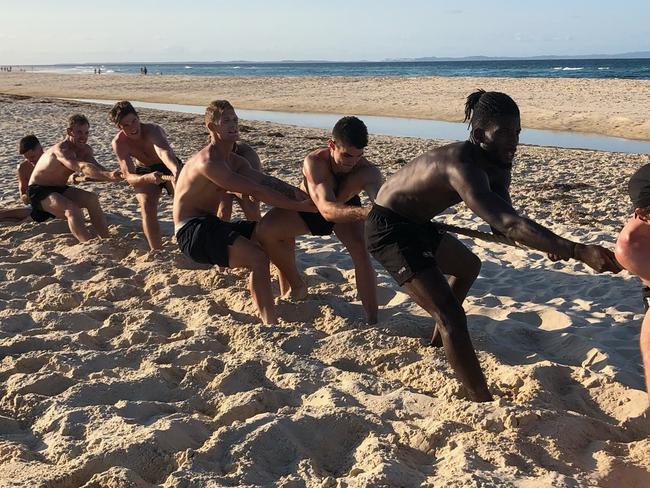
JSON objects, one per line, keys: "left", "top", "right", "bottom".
{"left": 110, "top": 101, "right": 183, "bottom": 250}
{"left": 616, "top": 164, "right": 650, "bottom": 404}
{"left": 0, "top": 135, "right": 44, "bottom": 222}
{"left": 256, "top": 116, "right": 383, "bottom": 324}
{"left": 28, "top": 114, "right": 122, "bottom": 243}
{"left": 173, "top": 100, "right": 316, "bottom": 325}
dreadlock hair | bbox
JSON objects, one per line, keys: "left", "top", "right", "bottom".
{"left": 464, "top": 89, "right": 520, "bottom": 129}
{"left": 18, "top": 134, "right": 40, "bottom": 154}
{"left": 332, "top": 116, "right": 368, "bottom": 149}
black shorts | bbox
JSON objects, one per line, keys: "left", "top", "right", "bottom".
{"left": 175, "top": 215, "right": 256, "bottom": 267}
{"left": 27, "top": 184, "right": 69, "bottom": 222}
{"left": 134, "top": 159, "right": 182, "bottom": 194}
{"left": 365, "top": 204, "right": 444, "bottom": 285}
{"left": 299, "top": 195, "right": 362, "bottom": 236}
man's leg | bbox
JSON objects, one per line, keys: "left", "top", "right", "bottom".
{"left": 228, "top": 235, "right": 277, "bottom": 325}
{"left": 135, "top": 185, "right": 163, "bottom": 250}
{"left": 642, "top": 309, "right": 650, "bottom": 404}
{"left": 0, "top": 207, "right": 31, "bottom": 222}
{"left": 334, "top": 221, "right": 378, "bottom": 324}
{"left": 403, "top": 267, "right": 492, "bottom": 402}
{"left": 63, "top": 187, "right": 110, "bottom": 238}
{"left": 429, "top": 233, "right": 482, "bottom": 346}
{"left": 237, "top": 196, "right": 262, "bottom": 222}
{"left": 41, "top": 193, "right": 93, "bottom": 243}
{"left": 256, "top": 208, "right": 311, "bottom": 300}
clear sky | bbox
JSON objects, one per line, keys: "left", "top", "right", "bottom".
{"left": 1, "top": 0, "right": 648, "bottom": 64}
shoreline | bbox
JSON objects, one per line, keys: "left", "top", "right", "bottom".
{"left": 1, "top": 71, "right": 650, "bottom": 141}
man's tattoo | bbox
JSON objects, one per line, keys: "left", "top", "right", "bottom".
{"left": 258, "top": 174, "right": 300, "bottom": 200}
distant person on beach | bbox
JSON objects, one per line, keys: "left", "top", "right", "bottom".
{"left": 110, "top": 100, "right": 183, "bottom": 250}
{"left": 0, "top": 135, "right": 43, "bottom": 222}
{"left": 365, "top": 90, "right": 621, "bottom": 402}
{"left": 27, "top": 114, "right": 122, "bottom": 243}
{"left": 173, "top": 100, "right": 316, "bottom": 325}
{"left": 615, "top": 164, "right": 650, "bottom": 404}
{"left": 257, "top": 116, "right": 383, "bottom": 324}
{"left": 217, "top": 141, "right": 264, "bottom": 222}
{"left": 144, "top": 66, "right": 147, "bottom": 75}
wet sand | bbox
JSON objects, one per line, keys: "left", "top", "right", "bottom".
{"left": 1, "top": 71, "right": 650, "bottom": 140}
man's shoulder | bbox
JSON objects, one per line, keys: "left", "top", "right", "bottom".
{"left": 304, "top": 147, "right": 329, "bottom": 168}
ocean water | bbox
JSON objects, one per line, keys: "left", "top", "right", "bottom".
{"left": 24, "top": 58, "right": 650, "bottom": 79}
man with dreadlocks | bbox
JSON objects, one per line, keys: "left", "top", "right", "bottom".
{"left": 365, "top": 89, "right": 621, "bottom": 402}
{"left": 615, "top": 164, "right": 650, "bottom": 403}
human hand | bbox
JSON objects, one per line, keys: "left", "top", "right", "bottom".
{"left": 574, "top": 244, "right": 623, "bottom": 273}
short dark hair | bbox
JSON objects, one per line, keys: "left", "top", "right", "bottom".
{"left": 18, "top": 134, "right": 40, "bottom": 154}
{"left": 332, "top": 116, "right": 368, "bottom": 149}
{"left": 109, "top": 100, "right": 138, "bottom": 125}
{"left": 464, "top": 90, "right": 520, "bottom": 129}
{"left": 205, "top": 100, "right": 234, "bottom": 125}
{"left": 68, "top": 114, "right": 90, "bottom": 129}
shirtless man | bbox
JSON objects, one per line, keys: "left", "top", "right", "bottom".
{"left": 110, "top": 100, "right": 183, "bottom": 250}
{"left": 257, "top": 116, "right": 383, "bottom": 324}
{"left": 615, "top": 164, "right": 650, "bottom": 403}
{"left": 173, "top": 100, "right": 316, "bottom": 325}
{"left": 0, "top": 135, "right": 43, "bottom": 221}
{"left": 216, "top": 141, "right": 263, "bottom": 221}
{"left": 28, "top": 114, "right": 122, "bottom": 243}
{"left": 366, "top": 90, "right": 621, "bottom": 402}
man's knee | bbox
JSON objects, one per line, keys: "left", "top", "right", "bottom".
{"left": 432, "top": 296, "right": 468, "bottom": 338}
{"left": 63, "top": 205, "right": 84, "bottom": 220}
{"left": 248, "top": 246, "right": 270, "bottom": 271}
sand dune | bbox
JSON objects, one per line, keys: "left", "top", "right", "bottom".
{"left": 0, "top": 94, "right": 648, "bottom": 486}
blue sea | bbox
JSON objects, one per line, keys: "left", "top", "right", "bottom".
{"left": 25, "top": 59, "right": 650, "bottom": 79}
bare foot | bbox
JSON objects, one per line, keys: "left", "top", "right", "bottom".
{"left": 282, "top": 281, "right": 308, "bottom": 301}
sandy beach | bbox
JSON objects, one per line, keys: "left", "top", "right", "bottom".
{"left": 0, "top": 93, "right": 649, "bottom": 486}
{"left": 1, "top": 72, "right": 650, "bottom": 141}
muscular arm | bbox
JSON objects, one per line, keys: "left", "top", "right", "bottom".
{"left": 201, "top": 158, "right": 313, "bottom": 212}
{"left": 17, "top": 162, "right": 32, "bottom": 204}
{"left": 150, "top": 126, "right": 181, "bottom": 177}
{"left": 451, "top": 164, "right": 576, "bottom": 259}
{"left": 238, "top": 158, "right": 305, "bottom": 201}
{"left": 57, "top": 146, "right": 120, "bottom": 182}
{"left": 112, "top": 139, "right": 154, "bottom": 186}
{"left": 304, "top": 157, "right": 369, "bottom": 223}
{"left": 488, "top": 177, "right": 512, "bottom": 237}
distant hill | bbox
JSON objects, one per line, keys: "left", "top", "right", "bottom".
{"left": 383, "top": 52, "right": 650, "bottom": 62}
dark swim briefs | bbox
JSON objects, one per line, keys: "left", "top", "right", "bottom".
{"left": 299, "top": 195, "right": 362, "bottom": 236}
{"left": 175, "top": 215, "right": 257, "bottom": 267}
{"left": 365, "top": 204, "right": 445, "bottom": 286}
{"left": 27, "top": 184, "right": 69, "bottom": 222}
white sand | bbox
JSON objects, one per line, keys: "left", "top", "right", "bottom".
{"left": 0, "top": 95, "right": 648, "bottom": 487}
